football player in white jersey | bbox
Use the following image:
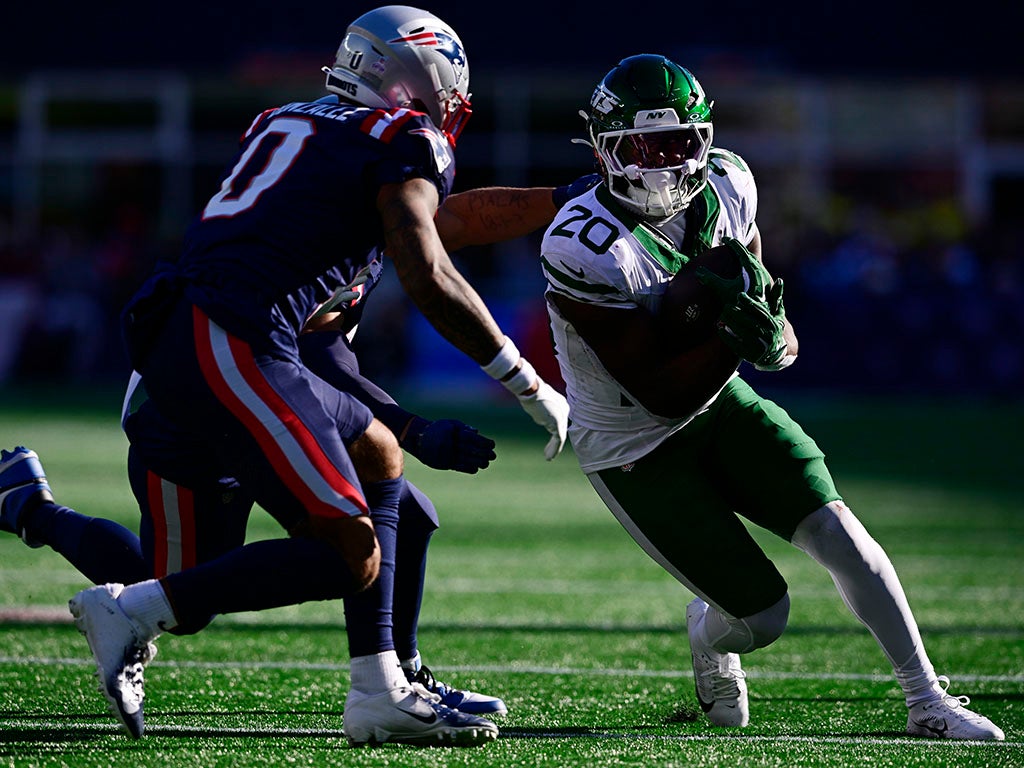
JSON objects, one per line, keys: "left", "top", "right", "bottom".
{"left": 540, "top": 53, "right": 1003, "bottom": 740}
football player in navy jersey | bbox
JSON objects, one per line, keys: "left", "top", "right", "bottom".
{"left": 0, "top": 174, "right": 594, "bottom": 744}
{"left": 0, "top": 5, "right": 581, "bottom": 747}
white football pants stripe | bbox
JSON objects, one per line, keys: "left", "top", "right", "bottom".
{"left": 156, "top": 476, "right": 188, "bottom": 576}
{"left": 199, "top": 315, "right": 364, "bottom": 518}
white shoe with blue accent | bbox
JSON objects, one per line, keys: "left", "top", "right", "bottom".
{"left": 404, "top": 658, "right": 508, "bottom": 716}
{"left": 0, "top": 446, "right": 52, "bottom": 547}
{"left": 343, "top": 683, "right": 498, "bottom": 747}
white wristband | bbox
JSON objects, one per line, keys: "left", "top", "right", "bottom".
{"left": 481, "top": 336, "right": 520, "bottom": 380}
{"left": 502, "top": 357, "right": 538, "bottom": 396}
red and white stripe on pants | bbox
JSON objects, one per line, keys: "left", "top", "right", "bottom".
{"left": 146, "top": 471, "right": 196, "bottom": 578}
{"left": 192, "top": 305, "right": 367, "bottom": 520}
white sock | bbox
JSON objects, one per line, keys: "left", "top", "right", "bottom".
{"left": 791, "top": 502, "right": 938, "bottom": 706}
{"left": 349, "top": 650, "right": 407, "bottom": 694}
{"left": 116, "top": 579, "right": 177, "bottom": 637}
{"left": 401, "top": 650, "right": 422, "bottom": 674}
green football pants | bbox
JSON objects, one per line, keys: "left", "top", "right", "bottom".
{"left": 591, "top": 377, "right": 841, "bottom": 618}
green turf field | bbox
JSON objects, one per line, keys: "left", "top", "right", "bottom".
{"left": 0, "top": 389, "right": 1021, "bottom": 767}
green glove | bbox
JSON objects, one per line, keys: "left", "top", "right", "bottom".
{"left": 765, "top": 277, "right": 785, "bottom": 316}
{"left": 717, "top": 286, "right": 788, "bottom": 368}
{"left": 695, "top": 265, "right": 746, "bottom": 308}
{"left": 754, "top": 278, "right": 791, "bottom": 370}
{"left": 695, "top": 238, "right": 773, "bottom": 306}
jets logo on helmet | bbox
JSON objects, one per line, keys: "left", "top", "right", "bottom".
{"left": 590, "top": 84, "right": 622, "bottom": 119}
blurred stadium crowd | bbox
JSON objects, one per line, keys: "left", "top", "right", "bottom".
{"left": 0, "top": 55, "right": 1021, "bottom": 400}
{"left": 1, "top": 182, "right": 1018, "bottom": 399}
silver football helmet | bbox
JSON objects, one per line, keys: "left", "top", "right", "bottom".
{"left": 322, "top": 5, "right": 472, "bottom": 143}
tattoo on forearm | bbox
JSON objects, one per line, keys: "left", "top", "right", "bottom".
{"left": 462, "top": 188, "right": 537, "bottom": 232}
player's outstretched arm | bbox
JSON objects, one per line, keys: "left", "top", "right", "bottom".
{"left": 435, "top": 175, "right": 602, "bottom": 252}
{"left": 378, "top": 177, "right": 568, "bottom": 459}
{"left": 435, "top": 187, "right": 559, "bottom": 252}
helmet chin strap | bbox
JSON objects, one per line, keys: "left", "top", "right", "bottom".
{"left": 623, "top": 160, "right": 699, "bottom": 218}
{"left": 623, "top": 166, "right": 676, "bottom": 217}
{"left": 647, "top": 171, "right": 676, "bottom": 216}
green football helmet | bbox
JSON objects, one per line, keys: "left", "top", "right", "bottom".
{"left": 584, "top": 54, "right": 713, "bottom": 222}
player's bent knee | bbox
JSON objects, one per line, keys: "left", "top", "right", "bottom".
{"left": 348, "top": 418, "right": 403, "bottom": 483}
{"left": 300, "top": 513, "right": 381, "bottom": 591}
{"left": 743, "top": 592, "right": 790, "bottom": 649}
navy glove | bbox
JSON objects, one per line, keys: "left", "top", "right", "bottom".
{"left": 402, "top": 417, "right": 497, "bottom": 474}
{"left": 552, "top": 173, "right": 602, "bottom": 209}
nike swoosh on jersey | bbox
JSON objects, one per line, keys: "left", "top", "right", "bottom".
{"left": 562, "top": 262, "right": 586, "bottom": 279}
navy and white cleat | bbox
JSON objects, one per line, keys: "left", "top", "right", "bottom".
{"left": 405, "top": 664, "right": 508, "bottom": 716}
{"left": 343, "top": 684, "right": 499, "bottom": 747}
{"left": 68, "top": 583, "right": 154, "bottom": 739}
{"left": 0, "top": 446, "right": 52, "bottom": 547}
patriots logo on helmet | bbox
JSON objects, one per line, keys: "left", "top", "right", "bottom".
{"left": 390, "top": 30, "right": 467, "bottom": 84}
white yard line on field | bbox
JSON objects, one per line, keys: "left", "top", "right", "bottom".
{"left": 0, "top": 721, "right": 1021, "bottom": 749}
{"left": 0, "top": 655, "right": 1021, "bottom": 684}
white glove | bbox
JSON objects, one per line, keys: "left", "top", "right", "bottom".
{"left": 482, "top": 336, "right": 569, "bottom": 460}
{"left": 517, "top": 378, "right": 569, "bottom": 460}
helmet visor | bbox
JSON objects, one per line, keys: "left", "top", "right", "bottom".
{"left": 611, "top": 126, "right": 710, "bottom": 170}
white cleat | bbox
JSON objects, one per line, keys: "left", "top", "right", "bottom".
{"left": 342, "top": 682, "right": 499, "bottom": 747}
{"left": 907, "top": 676, "right": 1005, "bottom": 740}
{"left": 68, "top": 583, "right": 155, "bottom": 739}
{"left": 686, "top": 597, "right": 749, "bottom": 727}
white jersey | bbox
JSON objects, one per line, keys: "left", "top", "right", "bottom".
{"left": 541, "top": 148, "right": 758, "bottom": 473}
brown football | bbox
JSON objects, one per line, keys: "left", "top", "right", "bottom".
{"left": 657, "top": 243, "right": 743, "bottom": 351}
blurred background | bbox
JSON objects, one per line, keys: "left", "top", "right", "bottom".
{"left": 1, "top": 1, "right": 1022, "bottom": 403}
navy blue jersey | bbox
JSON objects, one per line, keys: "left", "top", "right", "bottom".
{"left": 166, "top": 95, "right": 456, "bottom": 345}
